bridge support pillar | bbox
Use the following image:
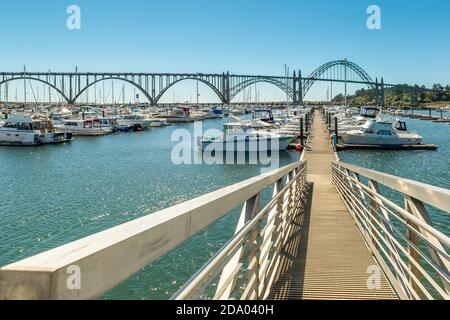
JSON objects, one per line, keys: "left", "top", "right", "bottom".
{"left": 380, "top": 77, "right": 385, "bottom": 107}
{"left": 221, "top": 72, "right": 231, "bottom": 105}
{"left": 374, "top": 77, "right": 385, "bottom": 108}
{"left": 299, "top": 70, "right": 303, "bottom": 106}
{"left": 293, "top": 70, "right": 303, "bottom": 106}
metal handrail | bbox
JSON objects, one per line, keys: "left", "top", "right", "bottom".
{"left": 331, "top": 161, "right": 450, "bottom": 300}
{"left": 334, "top": 162, "right": 450, "bottom": 213}
{"left": 172, "top": 162, "right": 308, "bottom": 300}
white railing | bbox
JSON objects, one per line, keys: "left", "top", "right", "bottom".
{"left": 0, "top": 160, "right": 307, "bottom": 300}
{"left": 331, "top": 161, "right": 450, "bottom": 300}
{"left": 173, "top": 161, "right": 308, "bottom": 300}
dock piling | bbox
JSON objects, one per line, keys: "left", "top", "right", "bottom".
{"left": 334, "top": 116, "right": 338, "bottom": 145}
{"left": 300, "top": 117, "right": 304, "bottom": 146}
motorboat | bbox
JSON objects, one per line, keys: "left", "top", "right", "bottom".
{"left": 342, "top": 118, "right": 423, "bottom": 145}
{"left": 200, "top": 122, "right": 295, "bottom": 152}
{"left": 157, "top": 106, "right": 195, "bottom": 123}
{"left": 252, "top": 109, "right": 275, "bottom": 123}
{"left": 96, "top": 116, "right": 135, "bottom": 132}
{"left": 360, "top": 106, "right": 380, "bottom": 118}
{"left": 0, "top": 115, "right": 72, "bottom": 146}
{"left": 62, "top": 118, "right": 113, "bottom": 136}
{"left": 148, "top": 118, "right": 169, "bottom": 127}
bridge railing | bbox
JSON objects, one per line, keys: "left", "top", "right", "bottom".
{"left": 172, "top": 161, "right": 308, "bottom": 300}
{"left": 0, "top": 160, "right": 306, "bottom": 300}
{"left": 331, "top": 161, "right": 450, "bottom": 300}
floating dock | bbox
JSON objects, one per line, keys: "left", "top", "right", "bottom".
{"left": 269, "top": 111, "right": 397, "bottom": 300}
{"left": 433, "top": 118, "right": 450, "bottom": 123}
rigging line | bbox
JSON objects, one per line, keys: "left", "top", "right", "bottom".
{"left": 27, "top": 78, "right": 38, "bottom": 103}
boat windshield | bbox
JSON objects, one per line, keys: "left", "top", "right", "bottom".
{"left": 395, "top": 121, "right": 407, "bottom": 131}
{"left": 32, "top": 121, "right": 53, "bottom": 131}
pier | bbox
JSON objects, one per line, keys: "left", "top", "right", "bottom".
{"left": 268, "top": 111, "right": 397, "bottom": 299}
{"left": 0, "top": 110, "right": 449, "bottom": 300}
{"left": 334, "top": 144, "right": 438, "bottom": 151}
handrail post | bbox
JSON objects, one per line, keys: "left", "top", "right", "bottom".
{"left": 215, "top": 193, "right": 261, "bottom": 299}
{"left": 259, "top": 178, "right": 284, "bottom": 298}
{"left": 404, "top": 195, "right": 450, "bottom": 295}
{"left": 404, "top": 196, "right": 423, "bottom": 297}
{"left": 368, "top": 179, "right": 412, "bottom": 297}
{"left": 281, "top": 171, "right": 294, "bottom": 246}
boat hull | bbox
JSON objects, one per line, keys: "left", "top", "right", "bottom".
{"left": 342, "top": 133, "right": 422, "bottom": 145}
{"left": 164, "top": 117, "right": 194, "bottom": 123}
{"left": 67, "top": 128, "right": 112, "bottom": 136}
{"left": 148, "top": 120, "right": 169, "bottom": 127}
{"left": 117, "top": 120, "right": 151, "bottom": 129}
{"left": 0, "top": 131, "right": 72, "bottom": 146}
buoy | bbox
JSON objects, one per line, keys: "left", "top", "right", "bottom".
{"left": 295, "top": 144, "right": 303, "bottom": 151}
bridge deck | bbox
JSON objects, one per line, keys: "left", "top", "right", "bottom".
{"left": 268, "top": 111, "right": 397, "bottom": 300}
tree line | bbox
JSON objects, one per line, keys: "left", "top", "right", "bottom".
{"left": 332, "top": 84, "right": 450, "bottom": 106}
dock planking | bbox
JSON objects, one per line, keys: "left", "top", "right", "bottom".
{"left": 268, "top": 110, "right": 397, "bottom": 300}
{"left": 334, "top": 143, "right": 438, "bottom": 151}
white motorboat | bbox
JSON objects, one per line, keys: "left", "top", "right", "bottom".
{"left": 200, "top": 122, "right": 295, "bottom": 152}
{"left": 96, "top": 116, "right": 136, "bottom": 132}
{"left": 342, "top": 119, "right": 423, "bottom": 145}
{"left": 158, "top": 106, "right": 195, "bottom": 123}
{"left": 62, "top": 119, "right": 113, "bottom": 136}
{"left": 0, "top": 115, "right": 72, "bottom": 146}
{"left": 117, "top": 115, "right": 152, "bottom": 129}
{"left": 148, "top": 118, "right": 169, "bottom": 127}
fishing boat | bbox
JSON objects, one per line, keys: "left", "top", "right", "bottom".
{"left": 0, "top": 115, "right": 72, "bottom": 146}
{"left": 200, "top": 122, "right": 295, "bottom": 152}
{"left": 342, "top": 119, "right": 423, "bottom": 145}
{"left": 62, "top": 119, "right": 113, "bottom": 136}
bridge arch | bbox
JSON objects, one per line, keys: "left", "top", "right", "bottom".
{"left": 72, "top": 77, "right": 154, "bottom": 105}
{"left": 230, "top": 77, "right": 293, "bottom": 101}
{"left": 302, "top": 60, "right": 375, "bottom": 98}
{"left": 0, "top": 77, "right": 70, "bottom": 103}
{"left": 154, "top": 77, "right": 225, "bottom": 104}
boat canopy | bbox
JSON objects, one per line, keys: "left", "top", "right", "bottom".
{"left": 4, "top": 115, "right": 33, "bottom": 123}
{"left": 223, "top": 122, "right": 245, "bottom": 127}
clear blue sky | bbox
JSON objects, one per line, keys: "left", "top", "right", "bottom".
{"left": 0, "top": 0, "right": 449, "bottom": 103}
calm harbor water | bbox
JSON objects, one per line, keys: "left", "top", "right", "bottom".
{"left": 0, "top": 118, "right": 299, "bottom": 299}
{"left": 0, "top": 113, "right": 448, "bottom": 299}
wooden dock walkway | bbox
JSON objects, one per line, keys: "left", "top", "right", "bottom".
{"left": 268, "top": 111, "right": 398, "bottom": 300}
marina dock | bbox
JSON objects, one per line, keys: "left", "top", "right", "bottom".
{"left": 334, "top": 143, "right": 438, "bottom": 151}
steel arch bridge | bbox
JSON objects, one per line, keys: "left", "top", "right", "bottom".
{"left": 302, "top": 59, "right": 376, "bottom": 98}
{"left": 0, "top": 60, "right": 393, "bottom": 106}
{"left": 229, "top": 75, "right": 294, "bottom": 101}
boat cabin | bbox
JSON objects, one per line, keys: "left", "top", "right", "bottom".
{"left": 64, "top": 118, "right": 102, "bottom": 129}
{"left": 1, "top": 115, "right": 57, "bottom": 133}
{"left": 253, "top": 109, "right": 274, "bottom": 123}
{"left": 360, "top": 106, "right": 380, "bottom": 118}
